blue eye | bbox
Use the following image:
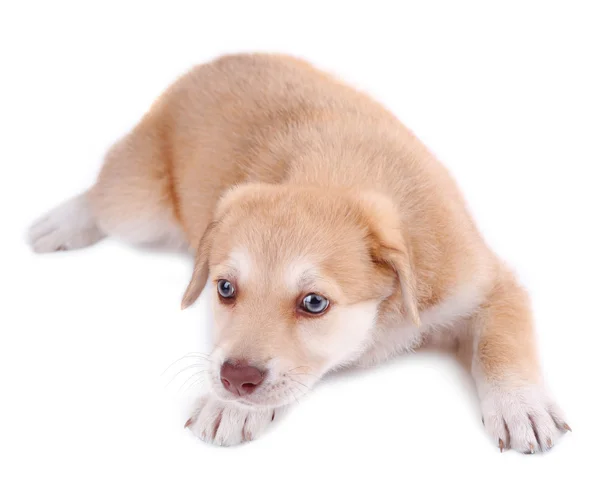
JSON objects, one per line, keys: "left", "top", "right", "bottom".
{"left": 217, "top": 279, "right": 235, "bottom": 299}
{"left": 301, "top": 294, "right": 329, "bottom": 314}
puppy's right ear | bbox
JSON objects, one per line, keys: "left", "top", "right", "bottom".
{"left": 181, "top": 222, "right": 217, "bottom": 309}
{"left": 181, "top": 183, "right": 264, "bottom": 309}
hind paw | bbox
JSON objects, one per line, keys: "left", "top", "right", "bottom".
{"left": 28, "top": 193, "right": 104, "bottom": 253}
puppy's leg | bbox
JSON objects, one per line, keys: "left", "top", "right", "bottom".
{"left": 185, "top": 394, "right": 284, "bottom": 446}
{"left": 469, "top": 271, "right": 569, "bottom": 453}
{"left": 29, "top": 121, "right": 187, "bottom": 253}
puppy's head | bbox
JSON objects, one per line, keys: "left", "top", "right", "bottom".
{"left": 182, "top": 184, "right": 419, "bottom": 407}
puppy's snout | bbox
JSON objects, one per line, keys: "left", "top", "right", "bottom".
{"left": 220, "top": 360, "right": 265, "bottom": 396}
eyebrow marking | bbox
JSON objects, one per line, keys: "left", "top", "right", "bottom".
{"left": 285, "top": 258, "right": 318, "bottom": 291}
{"left": 218, "top": 248, "right": 253, "bottom": 282}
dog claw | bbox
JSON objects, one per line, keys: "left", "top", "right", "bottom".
{"left": 499, "top": 439, "right": 505, "bottom": 452}
{"left": 184, "top": 418, "right": 193, "bottom": 429}
{"left": 563, "top": 423, "right": 572, "bottom": 432}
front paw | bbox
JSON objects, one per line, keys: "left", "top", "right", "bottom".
{"left": 480, "top": 384, "right": 570, "bottom": 453}
{"left": 185, "top": 394, "right": 278, "bottom": 446}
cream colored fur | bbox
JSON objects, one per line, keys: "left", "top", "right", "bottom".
{"left": 28, "top": 53, "right": 569, "bottom": 451}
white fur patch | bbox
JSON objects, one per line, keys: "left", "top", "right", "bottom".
{"left": 187, "top": 393, "right": 280, "bottom": 446}
{"left": 478, "top": 382, "right": 568, "bottom": 452}
{"left": 111, "top": 213, "right": 187, "bottom": 250}
{"left": 301, "top": 300, "right": 380, "bottom": 373}
{"left": 28, "top": 193, "right": 105, "bottom": 252}
{"left": 284, "top": 258, "right": 317, "bottom": 292}
{"left": 227, "top": 248, "right": 254, "bottom": 283}
{"left": 357, "top": 284, "right": 485, "bottom": 367}
{"left": 419, "top": 283, "right": 484, "bottom": 334}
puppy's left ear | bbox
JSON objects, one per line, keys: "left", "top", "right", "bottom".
{"left": 358, "top": 191, "right": 421, "bottom": 326}
{"left": 181, "top": 222, "right": 217, "bottom": 309}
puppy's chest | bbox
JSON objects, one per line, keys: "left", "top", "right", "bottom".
{"left": 357, "top": 285, "right": 483, "bottom": 367}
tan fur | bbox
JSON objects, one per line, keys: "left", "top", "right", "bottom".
{"left": 30, "top": 53, "right": 568, "bottom": 451}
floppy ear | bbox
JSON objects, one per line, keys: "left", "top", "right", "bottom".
{"left": 181, "top": 183, "right": 266, "bottom": 309}
{"left": 376, "top": 240, "right": 421, "bottom": 327}
{"left": 181, "top": 221, "right": 218, "bottom": 310}
{"left": 358, "top": 191, "right": 421, "bottom": 326}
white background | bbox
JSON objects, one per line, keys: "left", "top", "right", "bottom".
{"left": 2, "top": 1, "right": 599, "bottom": 498}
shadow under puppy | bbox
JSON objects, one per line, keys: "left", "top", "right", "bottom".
{"left": 29, "top": 53, "right": 570, "bottom": 451}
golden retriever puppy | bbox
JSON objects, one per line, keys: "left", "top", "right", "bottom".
{"left": 28, "top": 53, "right": 569, "bottom": 451}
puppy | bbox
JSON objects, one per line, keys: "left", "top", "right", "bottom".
{"left": 29, "top": 53, "right": 569, "bottom": 451}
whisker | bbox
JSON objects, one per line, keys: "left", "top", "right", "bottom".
{"left": 291, "top": 377, "right": 311, "bottom": 395}
{"left": 286, "top": 367, "right": 318, "bottom": 378}
{"left": 161, "top": 352, "right": 211, "bottom": 376}
{"left": 287, "top": 365, "right": 312, "bottom": 373}
{"left": 178, "top": 371, "right": 208, "bottom": 394}
{"left": 294, "top": 384, "right": 309, "bottom": 397}
{"left": 164, "top": 364, "right": 208, "bottom": 387}
{"left": 287, "top": 376, "right": 310, "bottom": 390}
{"left": 182, "top": 377, "right": 207, "bottom": 396}
{"left": 291, "top": 385, "right": 309, "bottom": 404}
{"left": 289, "top": 386, "right": 300, "bottom": 405}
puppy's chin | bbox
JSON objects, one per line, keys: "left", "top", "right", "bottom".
{"left": 209, "top": 389, "right": 298, "bottom": 409}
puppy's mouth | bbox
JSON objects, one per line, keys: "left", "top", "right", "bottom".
{"left": 209, "top": 369, "right": 315, "bottom": 408}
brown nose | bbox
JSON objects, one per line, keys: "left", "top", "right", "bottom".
{"left": 220, "top": 360, "right": 264, "bottom": 396}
